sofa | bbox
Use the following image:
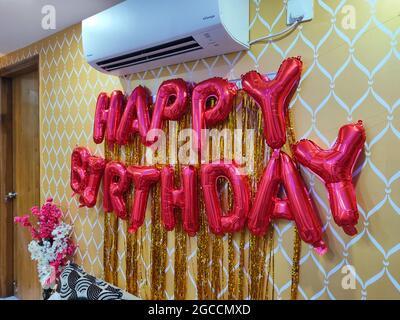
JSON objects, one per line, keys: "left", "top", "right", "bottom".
{"left": 49, "top": 263, "right": 140, "bottom": 300}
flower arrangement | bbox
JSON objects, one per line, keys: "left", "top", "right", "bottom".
{"left": 14, "top": 198, "right": 76, "bottom": 291}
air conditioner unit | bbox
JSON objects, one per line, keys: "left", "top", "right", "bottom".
{"left": 82, "top": 0, "right": 249, "bottom": 76}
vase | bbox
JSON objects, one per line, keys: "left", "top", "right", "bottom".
{"left": 42, "top": 288, "right": 54, "bottom": 300}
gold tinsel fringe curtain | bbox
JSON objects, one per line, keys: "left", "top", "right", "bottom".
{"left": 103, "top": 91, "right": 301, "bottom": 300}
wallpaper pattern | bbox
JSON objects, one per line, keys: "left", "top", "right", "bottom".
{"left": 1, "top": 0, "right": 399, "bottom": 299}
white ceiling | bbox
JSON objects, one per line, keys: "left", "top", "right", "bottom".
{"left": 0, "top": 0, "right": 123, "bottom": 56}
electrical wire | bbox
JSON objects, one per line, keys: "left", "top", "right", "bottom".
{"left": 249, "top": 16, "right": 304, "bottom": 45}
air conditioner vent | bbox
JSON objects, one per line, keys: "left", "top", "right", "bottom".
{"left": 97, "top": 36, "right": 202, "bottom": 71}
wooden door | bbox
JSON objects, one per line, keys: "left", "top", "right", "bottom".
{"left": 12, "top": 70, "right": 41, "bottom": 300}
{"left": 0, "top": 77, "right": 13, "bottom": 297}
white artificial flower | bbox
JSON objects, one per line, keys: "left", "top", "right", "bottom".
{"left": 27, "top": 222, "right": 74, "bottom": 289}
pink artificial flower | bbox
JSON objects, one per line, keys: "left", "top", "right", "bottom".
{"left": 66, "top": 242, "right": 77, "bottom": 256}
{"left": 15, "top": 197, "right": 76, "bottom": 288}
{"left": 14, "top": 215, "right": 32, "bottom": 227}
{"left": 31, "top": 206, "right": 40, "bottom": 217}
{"left": 30, "top": 228, "right": 40, "bottom": 241}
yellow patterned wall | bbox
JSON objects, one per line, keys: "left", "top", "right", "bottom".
{"left": 1, "top": 0, "right": 399, "bottom": 299}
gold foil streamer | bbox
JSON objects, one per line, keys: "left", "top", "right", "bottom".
{"left": 226, "top": 106, "right": 236, "bottom": 300}
{"left": 126, "top": 136, "right": 140, "bottom": 295}
{"left": 104, "top": 214, "right": 119, "bottom": 286}
{"left": 174, "top": 115, "right": 187, "bottom": 300}
{"left": 150, "top": 182, "right": 166, "bottom": 299}
{"left": 126, "top": 223, "right": 138, "bottom": 294}
{"left": 227, "top": 234, "right": 235, "bottom": 299}
{"left": 209, "top": 97, "right": 223, "bottom": 300}
{"left": 196, "top": 96, "right": 213, "bottom": 299}
{"left": 103, "top": 141, "right": 111, "bottom": 283}
{"left": 286, "top": 107, "right": 302, "bottom": 300}
{"left": 196, "top": 199, "right": 210, "bottom": 299}
{"left": 103, "top": 84, "right": 301, "bottom": 300}
{"left": 248, "top": 234, "right": 257, "bottom": 299}
{"left": 258, "top": 233, "right": 269, "bottom": 299}
{"left": 103, "top": 141, "right": 120, "bottom": 286}
{"left": 244, "top": 92, "right": 268, "bottom": 300}
{"left": 249, "top": 234, "right": 262, "bottom": 299}
{"left": 237, "top": 230, "right": 245, "bottom": 300}
{"left": 174, "top": 218, "right": 187, "bottom": 299}
{"left": 211, "top": 234, "right": 222, "bottom": 299}
{"left": 290, "top": 228, "right": 301, "bottom": 300}
{"left": 237, "top": 94, "right": 248, "bottom": 300}
{"left": 150, "top": 117, "right": 167, "bottom": 300}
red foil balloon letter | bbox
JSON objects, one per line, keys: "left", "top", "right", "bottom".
{"left": 71, "top": 147, "right": 91, "bottom": 195}
{"left": 149, "top": 79, "right": 189, "bottom": 145}
{"left": 201, "top": 161, "right": 250, "bottom": 235}
{"left": 103, "top": 161, "right": 130, "bottom": 219}
{"left": 116, "top": 86, "right": 151, "bottom": 146}
{"left": 242, "top": 57, "right": 302, "bottom": 149}
{"left": 127, "top": 166, "right": 160, "bottom": 233}
{"left": 192, "top": 78, "right": 237, "bottom": 157}
{"left": 161, "top": 165, "right": 199, "bottom": 236}
{"left": 280, "top": 151, "right": 326, "bottom": 254}
{"left": 248, "top": 150, "right": 326, "bottom": 254}
{"left": 81, "top": 156, "right": 106, "bottom": 208}
{"left": 93, "top": 93, "right": 109, "bottom": 144}
{"left": 247, "top": 149, "right": 281, "bottom": 236}
{"left": 293, "top": 121, "right": 366, "bottom": 236}
{"left": 93, "top": 90, "right": 124, "bottom": 147}
{"left": 70, "top": 147, "right": 106, "bottom": 208}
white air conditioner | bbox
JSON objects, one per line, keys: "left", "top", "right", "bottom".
{"left": 82, "top": 0, "right": 249, "bottom": 76}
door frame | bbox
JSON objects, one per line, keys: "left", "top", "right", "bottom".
{"left": 0, "top": 55, "right": 39, "bottom": 296}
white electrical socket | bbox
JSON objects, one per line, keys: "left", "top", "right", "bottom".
{"left": 287, "top": 0, "right": 314, "bottom": 25}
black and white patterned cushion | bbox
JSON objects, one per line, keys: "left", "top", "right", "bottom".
{"left": 56, "top": 263, "right": 124, "bottom": 300}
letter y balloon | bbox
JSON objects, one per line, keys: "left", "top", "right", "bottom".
{"left": 293, "top": 121, "right": 366, "bottom": 236}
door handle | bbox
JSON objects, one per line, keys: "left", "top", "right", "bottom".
{"left": 4, "top": 192, "right": 17, "bottom": 202}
